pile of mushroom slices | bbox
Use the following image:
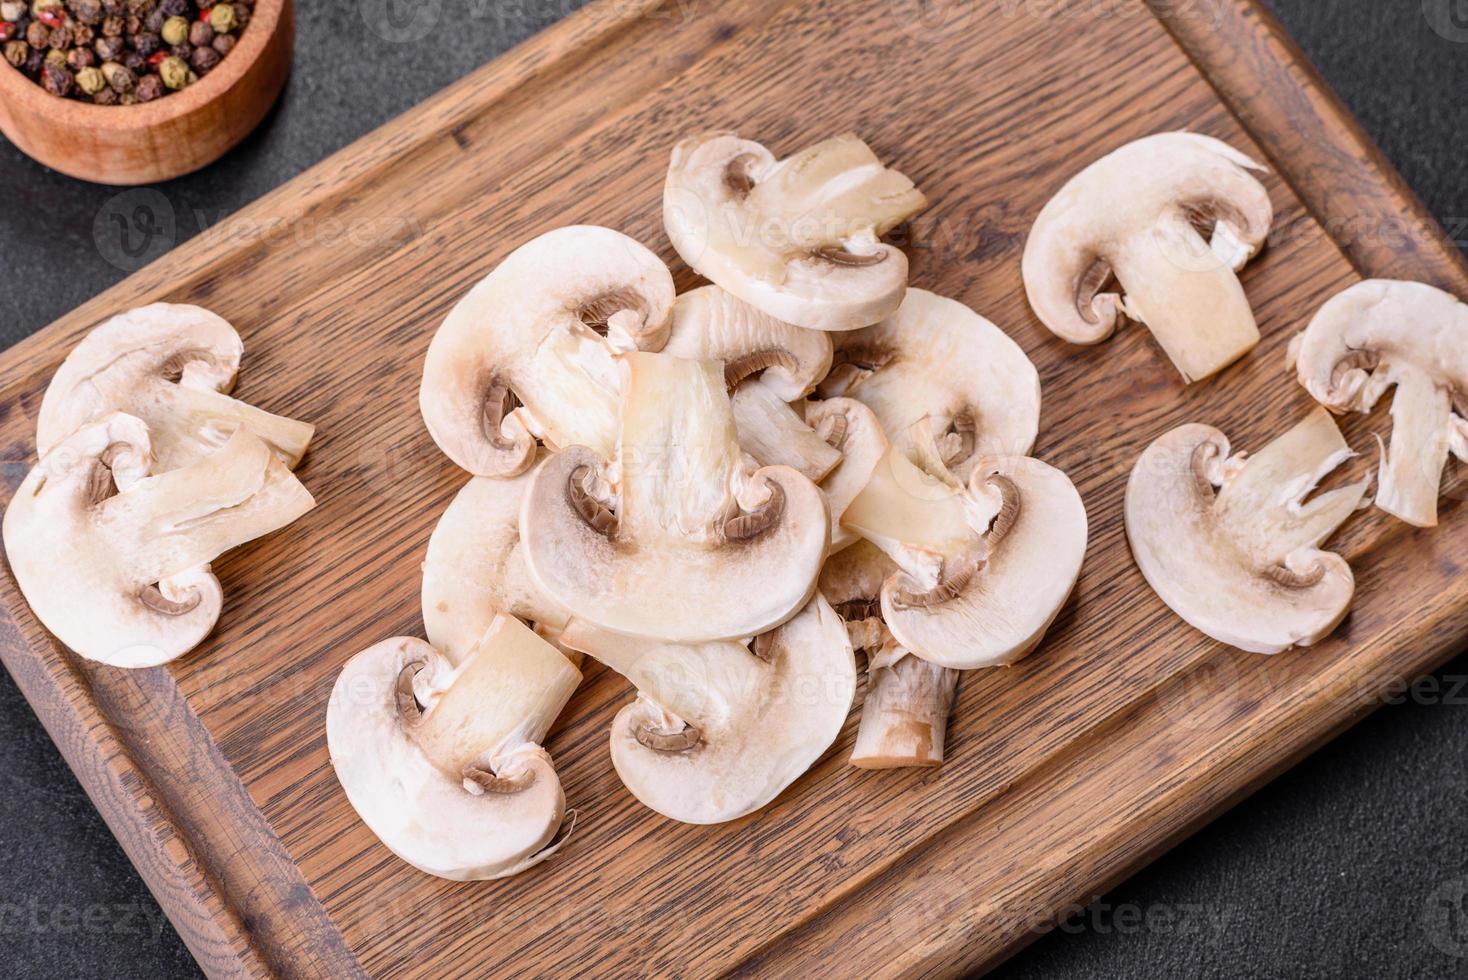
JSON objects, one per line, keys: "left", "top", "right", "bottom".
{"left": 2, "top": 303, "right": 316, "bottom": 668}
{"left": 1025, "top": 130, "right": 1468, "bottom": 655}
{"left": 327, "top": 132, "right": 1090, "bottom": 882}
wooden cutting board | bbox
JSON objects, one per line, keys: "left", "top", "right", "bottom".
{"left": 2, "top": 1, "right": 1466, "bottom": 976}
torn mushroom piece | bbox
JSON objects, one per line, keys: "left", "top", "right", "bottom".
{"left": 2, "top": 413, "right": 315, "bottom": 667}
{"left": 420, "top": 226, "right": 675, "bottom": 477}
{"left": 1023, "top": 132, "right": 1273, "bottom": 383}
{"left": 1125, "top": 407, "right": 1370, "bottom": 654}
{"left": 36, "top": 303, "right": 314, "bottom": 471}
{"left": 522, "top": 352, "right": 829, "bottom": 643}
{"left": 421, "top": 453, "right": 569, "bottom": 665}
{"left": 327, "top": 615, "right": 581, "bottom": 880}
{"left": 805, "top": 397, "right": 888, "bottom": 553}
{"left": 1290, "top": 279, "right": 1468, "bottom": 527}
{"left": 664, "top": 132, "right": 927, "bottom": 331}
{"left": 559, "top": 595, "right": 855, "bottom": 824}
{"left": 821, "top": 541, "right": 957, "bottom": 769}
{"left": 843, "top": 442, "right": 1088, "bottom": 669}
{"left": 665, "top": 285, "right": 833, "bottom": 400}
{"left": 818, "top": 289, "right": 1040, "bottom": 481}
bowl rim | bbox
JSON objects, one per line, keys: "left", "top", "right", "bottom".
{"left": 0, "top": 0, "right": 285, "bottom": 132}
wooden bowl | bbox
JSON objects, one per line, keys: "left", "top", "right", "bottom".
{"left": 0, "top": 0, "right": 292, "bottom": 185}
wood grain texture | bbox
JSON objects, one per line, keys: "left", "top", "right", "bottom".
{"left": 0, "top": 0, "right": 293, "bottom": 185}
{"left": 2, "top": 0, "right": 1466, "bottom": 976}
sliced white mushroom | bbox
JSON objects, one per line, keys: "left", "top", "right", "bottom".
{"left": 664, "top": 132, "right": 927, "bottom": 331}
{"left": 421, "top": 454, "right": 569, "bottom": 665}
{"left": 522, "top": 352, "right": 829, "bottom": 643}
{"left": 1022, "top": 132, "right": 1273, "bottom": 383}
{"left": 818, "top": 289, "right": 1040, "bottom": 480}
{"left": 805, "top": 397, "right": 889, "bottom": 553}
{"left": 420, "top": 226, "right": 675, "bottom": 477}
{"left": 559, "top": 595, "right": 854, "bottom": 824}
{"left": 36, "top": 303, "right": 314, "bottom": 471}
{"left": 1125, "top": 407, "right": 1370, "bottom": 654}
{"left": 1289, "top": 279, "right": 1468, "bottom": 527}
{"left": 2, "top": 414, "right": 315, "bottom": 667}
{"left": 820, "top": 541, "right": 957, "bottom": 768}
{"left": 730, "top": 378, "right": 842, "bottom": 482}
{"left": 327, "top": 614, "right": 581, "bottom": 880}
{"left": 665, "top": 285, "right": 833, "bottom": 400}
{"left": 843, "top": 444, "right": 1087, "bottom": 669}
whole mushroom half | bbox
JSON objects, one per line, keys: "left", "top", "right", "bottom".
{"left": 559, "top": 595, "right": 855, "bottom": 824}
{"left": 420, "top": 226, "right": 676, "bottom": 477}
{"left": 36, "top": 303, "right": 314, "bottom": 471}
{"left": 421, "top": 455, "right": 570, "bottom": 664}
{"left": 1023, "top": 132, "right": 1274, "bottom": 383}
{"left": 3, "top": 413, "right": 315, "bottom": 667}
{"left": 522, "top": 352, "right": 829, "bottom": 643}
{"left": 664, "top": 132, "right": 927, "bottom": 331}
{"left": 1125, "top": 407, "right": 1370, "bottom": 654}
{"left": 1290, "top": 279, "right": 1468, "bottom": 527}
{"left": 842, "top": 439, "right": 1088, "bottom": 669}
{"left": 821, "top": 541, "right": 958, "bottom": 768}
{"left": 818, "top": 288, "right": 1040, "bottom": 479}
{"left": 327, "top": 614, "right": 581, "bottom": 880}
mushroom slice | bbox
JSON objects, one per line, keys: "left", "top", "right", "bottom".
{"left": 1022, "top": 132, "right": 1273, "bottom": 383}
{"left": 3, "top": 414, "right": 315, "bottom": 667}
{"left": 1290, "top": 279, "right": 1468, "bottom": 527}
{"left": 421, "top": 454, "right": 569, "bottom": 665}
{"left": 522, "top": 352, "right": 829, "bottom": 643}
{"left": 665, "top": 285, "right": 833, "bottom": 400}
{"left": 806, "top": 397, "right": 889, "bottom": 553}
{"left": 327, "top": 615, "right": 581, "bottom": 880}
{"left": 818, "top": 289, "right": 1040, "bottom": 480}
{"left": 36, "top": 303, "right": 314, "bottom": 471}
{"left": 664, "top": 133, "right": 927, "bottom": 331}
{"left": 420, "top": 226, "right": 675, "bottom": 477}
{"left": 1125, "top": 408, "right": 1370, "bottom": 654}
{"left": 844, "top": 446, "right": 1088, "bottom": 669}
{"left": 821, "top": 541, "right": 958, "bottom": 769}
{"left": 731, "top": 378, "right": 842, "bottom": 482}
{"left": 559, "top": 595, "right": 855, "bottom": 824}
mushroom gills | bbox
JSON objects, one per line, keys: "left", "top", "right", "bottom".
{"left": 1124, "top": 407, "right": 1370, "bottom": 655}
{"left": 326, "top": 616, "right": 580, "bottom": 881}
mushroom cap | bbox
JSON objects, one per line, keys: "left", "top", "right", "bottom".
{"left": 36, "top": 303, "right": 314, "bottom": 471}
{"left": 820, "top": 289, "right": 1039, "bottom": 480}
{"left": 422, "top": 457, "right": 569, "bottom": 665}
{"left": 566, "top": 595, "right": 855, "bottom": 824}
{"left": 1022, "top": 132, "right": 1272, "bottom": 382}
{"left": 805, "top": 397, "right": 889, "bottom": 552}
{"left": 1125, "top": 408, "right": 1367, "bottom": 654}
{"left": 664, "top": 285, "right": 834, "bottom": 399}
{"left": 420, "top": 226, "right": 675, "bottom": 477}
{"left": 1291, "top": 279, "right": 1468, "bottom": 527}
{"left": 3, "top": 413, "right": 315, "bottom": 667}
{"left": 326, "top": 628, "right": 576, "bottom": 880}
{"left": 521, "top": 353, "right": 829, "bottom": 643}
{"left": 880, "top": 455, "right": 1088, "bottom": 669}
{"left": 664, "top": 132, "right": 927, "bottom": 331}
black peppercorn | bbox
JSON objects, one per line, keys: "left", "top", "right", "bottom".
{"left": 129, "top": 29, "right": 155, "bottom": 53}
{"left": 229, "top": 2, "right": 245, "bottom": 27}
{"left": 167, "top": 40, "right": 187, "bottom": 59}
{"left": 125, "top": 0, "right": 153, "bottom": 14}
{"left": 134, "top": 68, "right": 160, "bottom": 100}
{"left": 21, "top": 44, "right": 41, "bottom": 73}
{"left": 141, "top": 6, "right": 159, "bottom": 30}
{"left": 101, "top": 0, "right": 122, "bottom": 14}
{"left": 98, "top": 13, "right": 119, "bottom": 34}
{"left": 40, "top": 62, "right": 72, "bottom": 95}
{"left": 157, "top": 0, "right": 185, "bottom": 16}
{"left": 65, "top": 44, "right": 92, "bottom": 68}
{"left": 24, "top": 18, "right": 45, "bottom": 45}
{"left": 70, "top": 0, "right": 103, "bottom": 25}
{"left": 185, "top": 17, "right": 207, "bottom": 46}
{"left": 70, "top": 22, "right": 92, "bottom": 45}
{"left": 92, "top": 83, "right": 118, "bottom": 104}
{"left": 2, "top": 38, "right": 26, "bottom": 66}
{"left": 46, "top": 24, "right": 70, "bottom": 49}
{"left": 188, "top": 41, "right": 214, "bottom": 71}
{"left": 119, "top": 47, "right": 141, "bottom": 71}
{"left": 93, "top": 33, "right": 121, "bottom": 57}
{"left": 209, "top": 29, "right": 229, "bottom": 55}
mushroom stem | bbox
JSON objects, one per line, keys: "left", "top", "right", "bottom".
{"left": 156, "top": 383, "right": 315, "bottom": 469}
{"left": 1113, "top": 214, "right": 1260, "bottom": 382}
{"left": 1376, "top": 371, "right": 1453, "bottom": 527}
{"left": 409, "top": 615, "right": 581, "bottom": 782}
{"left": 731, "top": 379, "right": 843, "bottom": 482}
{"left": 851, "top": 650, "right": 959, "bottom": 769}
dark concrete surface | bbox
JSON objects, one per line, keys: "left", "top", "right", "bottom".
{"left": 0, "top": 1, "right": 1464, "bottom": 977}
